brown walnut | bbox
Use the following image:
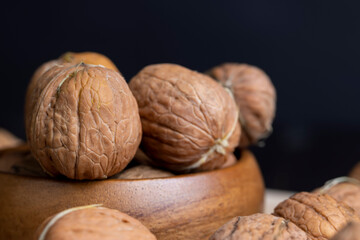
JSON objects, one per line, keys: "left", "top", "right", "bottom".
{"left": 0, "top": 128, "right": 23, "bottom": 150}
{"left": 25, "top": 51, "right": 119, "bottom": 141}
{"left": 209, "top": 213, "right": 310, "bottom": 240}
{"left": 35, "top": 206, "right": 156, "bottom": 240}
{"left": 207, "top": 63, "right": 276, "bottom": 147}
{"left": 274, "top": 192, "right": 360, "bottom": 239}
{"left": 129, "top": 63, "right": 241, "bottom": 172}
{"left": 26, "top": 64, "right": 142, "bottom": 180}
{"left": 349, "top": 162, "right": 360, "bottom": 181}
{"left": 113, "top": 165, "right": 174, "bottom": 179}
{"left": 316, "top": 177, "right": 360, "bottom": 218}
{"left": 330, "top": 222, "right": 360, "bottom": 240}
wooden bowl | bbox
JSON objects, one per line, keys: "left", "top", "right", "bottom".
{"left": 0, "top": 149, "right": 264, "bottom": 240}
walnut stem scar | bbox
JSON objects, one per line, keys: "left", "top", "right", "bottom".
{"left": 183, "top": 89, "right": 239, "bottom": 170}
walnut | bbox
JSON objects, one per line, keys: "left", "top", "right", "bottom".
{"left": 209, "top": 213, "right": 309, "bottom": 240}
{"left": 35, "top": 205, "right": 156, "bottom": 240}
{"left": 0, "top": 128, "right": 23, "bottom": 150}
{"left": 274, "top": 192, "right": 360, "bottom": 239}
{"left": 315, "top": 177, "right": 360, "bottom": 218}
{"left": 60, "top": 51, "right": 119, "bottom": 72}
{"left": 349, "top": 162, "right": 360, "bottom": 181}
{"left": 129, "top": 63, "right": 240, "bottom": 172}
{"left": 25, "top": 51, "right": 118, "bottom": 142}
{"left": 207, "top": 63, "right": 276, "bottom": 147}
{"left": 221, "top": 153, "right": 237, "bottom": 169}
{"left": 113, "top": 165, "right": 174, "bottom": 179}
{"left": 330, "top": 222, "right": 360, "bottom": 240}
{"left": 25, "top": 63, "right": 142, "bottom": 180}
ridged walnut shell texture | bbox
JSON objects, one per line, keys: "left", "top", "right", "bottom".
{"left": 209, "top": 213, "right": 310, "bottom": 240}
{"left": 274, "top": 192, "right": 360, "bottom": 240}
{"left": 26, "top": 64, "right": 142, "bottom": 180}
{"left": 207, "top": 63, "right": 276, "bottom": 147}
{"left": 35, "top": 207, "right": 156, "bottom": 240}
{"left": 323, "top": 182, "right": 360, "bottom": 218}
{"left": 129, "top": 64, "right": 240, "bottom": 172}
{"left": 25, "top": 51, "right": 119, "bottom": 141}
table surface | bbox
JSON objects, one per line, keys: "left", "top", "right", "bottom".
{"left": 264, "top": 189, "right": 295, "bottom": 214}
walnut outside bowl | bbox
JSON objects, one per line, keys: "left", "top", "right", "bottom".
{"left": 0, "top": 150, "right": 264, "bottom": 240}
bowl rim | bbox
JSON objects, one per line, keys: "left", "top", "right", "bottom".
{"left": 0, "top": 148, "right": 253, "bottom": 182}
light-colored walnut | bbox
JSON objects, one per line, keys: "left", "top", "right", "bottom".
{"left": 129, "top": 63, "right": 240, "bottom": 172}
{"left": 209, "top": 213, "right": 310, "bottom": 240}
{"left": 26, "top": 64, "right": 142, "bottom": 180}
{"left": 274, "top": 192, "right": 360, "bottom": 239}
{"left": 35, "top": 206, "right": 156, "bottom": 240}
{"left": 207, "top": 63, "right": 276, "bottom": 147}
{"left": 113, "top": 165, "right": 174, "bottom": 179}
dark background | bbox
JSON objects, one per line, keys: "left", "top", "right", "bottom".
{"left": 1, "top": 0, "right": 359, "bottom": 191}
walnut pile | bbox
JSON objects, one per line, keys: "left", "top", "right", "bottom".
{"left": 35, "top": 206, "right": 156, "bottom": 240}
{"left": 274, "top": 192, "right": 360, "bottom": 239}
{"left": 129, "top": 63, "right": 240, "bottom": 172}
{"left": 25, "top": 64, "right": 142, "bottom": 180}
{"left": 207, "top": 63, "right": 276, "bottom": 147}
{"left": 209, "top": 213, "right": 309, "bottom": 240}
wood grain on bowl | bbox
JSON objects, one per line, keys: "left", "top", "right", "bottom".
{"left": 0, "top": 150, "right": 264, "bottom": 240}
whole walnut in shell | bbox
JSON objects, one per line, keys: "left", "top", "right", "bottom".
{"left": 207, "top": 63, "right": 276, "bottom": 147}
{"left": 26, "top": 64, "right": 142, "bottom": 179}
{"left": 209, "top": 213, "right": 310, "bottom": 240}
{"left": 129, "top": 63, "right": 241, "bottom": 172}
{"left": 25, "top": 51, "right": 119, "bottom": 140}
{"left": 274, "top": 192, "right": 360, "bottom": 239}
{"left": 330, "top": 222, "right": 360, "bottom": 240}
{"left": 315, "top": 177, "right": 360, "bottom": 218}
{"left": 35, "top": 205, "right": 156, "bottom": 240}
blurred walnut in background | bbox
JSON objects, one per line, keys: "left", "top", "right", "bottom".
{"left": 207, "top": 63, "right": 276, "bottom": 147}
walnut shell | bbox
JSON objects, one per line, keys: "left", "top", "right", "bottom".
{"left": 113, "top": 165, "right": 174, "bottom": 179}
{"left": 330, "top": 222, "right": 360, "bottom": 240}
{"left": 318, "top": 180, "right": 360, "bottom": 218}
{"left": 0, "top": 128, "right": 23, "bottom": 150}
{"left": 207, "top": 63, "right": 276, "bottom": 147}
{"left": 129, "top": 63, "right": 241, "bottom": 171}
{"left": 60, "top": 51, "right": 119, "bottom": 72}
{"left": 35, "top": 206, "right": 156, "bottom": 240}
{"left": 349, "top": 162, "right": 360, "bottom": 181}
{"left": 209, "top": 213, "right": 310, "bottom": 240}
{"left": 25, "top": 51, "right": 118, "bottom": 141}
{"left": 274, "top": 192, "right": 360, "bottom": 239}
{"left": 26, "top": 64, "right": 142, "bottom": 180}
{"left": 221, "top": 153, "right": 237, "bottom": 169}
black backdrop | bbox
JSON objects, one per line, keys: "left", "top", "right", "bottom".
{"left": 1, "top": 0, "right": 360, "bottom": 191}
